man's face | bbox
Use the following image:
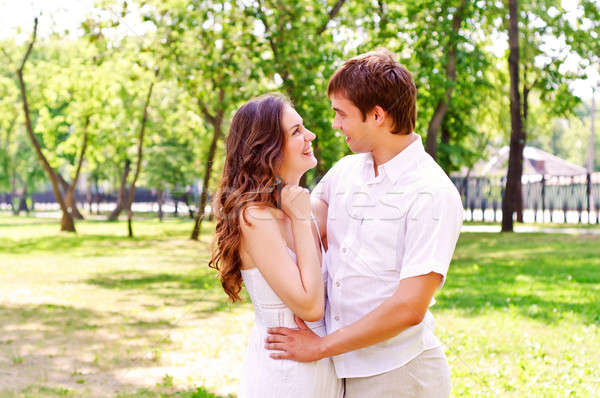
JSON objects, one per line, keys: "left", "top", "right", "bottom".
{"left": 330, "top": 92, "right": 374, "bottom": 153}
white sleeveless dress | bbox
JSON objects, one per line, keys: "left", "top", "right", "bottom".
{"left": 239, "top": 247, "right": 342, "bottom": 398}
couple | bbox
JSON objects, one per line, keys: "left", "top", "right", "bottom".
{"left": 209, "top": 48, "right": 463, "bottom": 397}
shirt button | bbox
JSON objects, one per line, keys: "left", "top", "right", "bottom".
{"left": 334, "top": 316, "right": 340, "bottom": 321}
{"left": 336, "top": 281, "right": 341, "bottom": 287}
{"left": 341, "top": 247, "right": 348, "bottom": 254}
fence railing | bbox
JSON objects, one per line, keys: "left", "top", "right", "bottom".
{"left": 3, "top": 174, "right": 600, "bottom": 224}
{"left": 451, "top": 173, "right": 600, "bottom": 224}
{"left": 0, "top": 187, "right": 199, "bottom": 215}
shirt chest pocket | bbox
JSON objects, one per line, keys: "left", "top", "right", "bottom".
{"left": 352, "top": 194, "right": 408, "bottom": 279}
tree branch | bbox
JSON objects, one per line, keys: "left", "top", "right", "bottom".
{"left": 18, "top": 18, "right": 38, "bottom": 74}
{"left": 69, "top": 116, "right": 91, "bottom": 193}
{"left": 197, "top": 98, "right": 216, "bottom": 125}
{"left": 317, "top": 0, "right": 348, "bottom": 35}
{"left": 1, "top": 47, "right": 13, "bottom": 64}
{"left": 256, "top": 0, "right": 282, "bottom": 66}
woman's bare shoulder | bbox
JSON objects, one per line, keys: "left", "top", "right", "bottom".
{"left": 240, "top": 203, "right": 284, "bottom": 228}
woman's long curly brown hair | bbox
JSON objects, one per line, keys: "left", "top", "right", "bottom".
{"left": 209, "top": 94, "right": 290, "bottom": 302}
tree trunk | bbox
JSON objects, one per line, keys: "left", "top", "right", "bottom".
{"left": 94, "top": 177, "right": 101, "bottom": 215}
{"left": 182, "top": 191, "right": 194, "bottom": 219}
{"left": 17, "top": 182, "right": 29, "bottom": 213}
{"left": 191, "top": 93, "right": 225, "bottom": 241}
{"left": 108, "top": 159, "right": 131, "bottom": 221}
{"left": 86, "top": 184, "right": 93, "bottom": 213}
{"left": 587, "top": 87, "right": 596, "bottom": 172}
{"left": 313, "top": 142, "right": 326, "bottom": 180}
{"left": 191, "top": 119, "right": 223, "bottom": 240}
{"left": 64, "top": 122, "right": 89, "bottom": 220}
{"left": 58, "top": 174, "right": 84, "bottom": 220}
{"left": 425, "top": 0, "right": 468, "bottom": 160}
{"left": 516, "top": 84, "right": 531, "bottom": 223}
{"left": 4, "top": 117, "right": 17, "bottom": 214}
{"left": 17, "top": 17, "right": 75, "bottom": 232}
{"left": 157, "top": 189, "right": 164, "bottom": 221}
{"left": 502, "top": 0, "right": 523, "bottom": 232}
{"left": 441, "top": 124, "right": 450, "bottom": 145}
{"left": 127, "top": 69, "right": 158, "bottom": 238}
{"left": 10, "top": 170, "right": 18, "bottom": 215}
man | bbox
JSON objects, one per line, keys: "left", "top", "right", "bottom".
{"left": 266, "top": 48, "right": 463, "bottom": 397}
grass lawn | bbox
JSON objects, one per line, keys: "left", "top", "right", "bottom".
{"left": 0, "top": 212, "right": 599, "bottom": 397}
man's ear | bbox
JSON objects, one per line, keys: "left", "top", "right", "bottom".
{"left": 371, "top": 105, "right": 387, "bottom": 126}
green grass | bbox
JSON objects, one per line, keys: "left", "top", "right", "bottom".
{"left": 0, "top": 212, "right": 599, "bottom": 397}
{"left": 464, "top": 220, "right": 600, "bottom": 229}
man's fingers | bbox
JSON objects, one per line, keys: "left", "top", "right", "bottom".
{"left": 294, "top": 315, "right": 309, "bottom": 330}
{"left": 267, "top": 327, "right": 290, "bottom": 335}
{"left": 265, "top": 334, "right": 290, "bottom": 343}
{"left": 270, "top": 351, "right": 291, "bottom": 360}
{"left": 265, "top": 342, "right": 288, "bottom": 351}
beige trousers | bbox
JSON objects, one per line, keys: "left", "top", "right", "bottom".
{"left": 344, "top": 347, "right": 451, "bottom": 398}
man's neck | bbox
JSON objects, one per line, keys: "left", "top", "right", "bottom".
{"left": 371, "top": 132, "right": 418, "bottom": 175}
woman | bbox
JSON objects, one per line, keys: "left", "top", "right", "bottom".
{"left": 209, "top": 94, "right": 342, "bottom": 397}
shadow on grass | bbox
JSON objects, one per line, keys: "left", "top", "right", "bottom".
{"left": 0, "top": 302, "right": 182, "bottom": 395}
{"left": 0, "top": 216, "right": 213, "bottom": 257}
{"left": 436, "top": 233, "right": 600, "bottom": 325}
{"left": 114, "top": 386, "right": 235, "bottom": 397}
{"left": 0, "top": 227, "right": 212, "bottom": 258}
{"left": 10, "top": 383, "right": 234, "bottom": 398}
{"left": 0, "top": 220, "right": 62, "bottom": 228}
{"left": 83, "top": 269, "right": 242, "bottom": 318}
{"left": 0, "top": 234, "right": 154, "bottom": 256}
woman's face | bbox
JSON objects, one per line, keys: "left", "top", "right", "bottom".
{"left": 279, "top": 104, "right": 317, "bottom": 178}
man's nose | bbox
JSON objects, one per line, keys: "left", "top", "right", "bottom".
{"left": 332, "top": 117, "right": 341, "bottom": 130}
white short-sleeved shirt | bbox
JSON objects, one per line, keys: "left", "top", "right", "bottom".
{"left": 312, "top": 135, "right": 463, "bottom": 378}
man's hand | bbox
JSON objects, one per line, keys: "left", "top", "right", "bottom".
{"left": 266, "top": 316, "right": 324, "bottom": 362}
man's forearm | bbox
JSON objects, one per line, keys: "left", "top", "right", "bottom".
{"left": 317, "top": 272, "right": 442, "bottom": 359}
{"left": 318, "top": 296, "right": 422, "bottom": 359}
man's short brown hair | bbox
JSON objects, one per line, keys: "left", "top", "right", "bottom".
{"left": 328, "top": 48, "right": 417, "bottom": 135}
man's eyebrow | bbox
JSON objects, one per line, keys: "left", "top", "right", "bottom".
{"left": 332, "top": 107, "right": 345, "bottom": 115}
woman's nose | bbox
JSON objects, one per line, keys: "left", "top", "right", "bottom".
{"left": 305, "top": 129, "right": 316, "bottom": 141}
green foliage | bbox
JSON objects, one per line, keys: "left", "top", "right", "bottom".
{"left": 1, "top": 0, "right": 599, "bottom": 203}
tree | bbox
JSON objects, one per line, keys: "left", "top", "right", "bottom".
{"left": 137, "top": 0, "right": 260, "bottom": 239}
{"left": 501, "top": 0, "right": 523, "bottom": 232}
{"left": 252, "top": 0, "right": 350, "bottom": 180}
{"left": 126, "top": 67, "right": 159, "bottom": 237}
{"left": 424, "top": 0, "right": 470, "bottom": 161}
{"left": 14, "top": 18, "right": 76, "bottom": 232}
{"left": 142, "top": 83, "right": 201, "bottom": 220}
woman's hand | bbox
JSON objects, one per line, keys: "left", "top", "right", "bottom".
{"left": 281, "top": 185, "right": 311, "bottom": 222}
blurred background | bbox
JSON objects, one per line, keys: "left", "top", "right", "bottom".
{"left": 1, "top": 1, "right": 599, "bottom": 397}
{"left": 1, "top": 0, "right": 599, "bottom": 233}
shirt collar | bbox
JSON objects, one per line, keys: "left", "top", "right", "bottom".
{"left": 364, "top": 134, "right": 424, "bottom": 185}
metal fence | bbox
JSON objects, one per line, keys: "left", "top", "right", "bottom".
{"left": 451, "top": 173, "right": 600, "bottom": 224}
{"left": 3, "top": 175, "right": 600, "bottom": 224}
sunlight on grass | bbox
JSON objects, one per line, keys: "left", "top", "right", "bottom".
{"left": 0, "top": 213, "right": 599, "bottom": 397}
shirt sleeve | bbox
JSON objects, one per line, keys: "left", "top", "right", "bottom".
{"left": 398, "top": 186, "right": 464, "bottom": 288}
